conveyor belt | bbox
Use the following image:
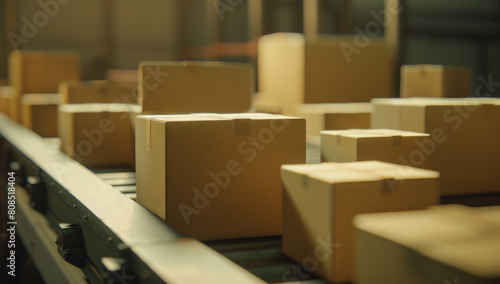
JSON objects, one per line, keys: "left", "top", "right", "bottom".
{"left": 0, "top": 112, "right": 328, "bottom": 284}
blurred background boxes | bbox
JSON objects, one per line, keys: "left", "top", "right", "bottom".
{"left": 104, "top": 69, "right": 138, "bottom": 82}
{"left": 139, "top": 61, "right": 253, "bottom": 114}
{"left": 282, "top": 161, "right": 440, "bottom": 283}
{"left": 0, "top": 86, "right": 14, "bottom": 119}
{"left": 21, "top": 93, "right": 61, "bottom": 137}
{"left": 372, "top": 97, "right": 500, "bottom": 196}
{"left": 401, "top": 65, "right": 471, "bottom": 98}
{"left": 136, "top": 113, "right": 305, "bottom": 240}
{"left": 258, "top": 33, "right": 393, "bottom": 110}
{"left": 59, "top": 80, "right": 138, "bottom": 104}
{"left": 8, "top": 50, "right": 81, "bottom": 121}
{"left": 355, "top": 205, "right": 500, "bottom": 284}
{"left": 58, "top": 103, "right": 139, "bottom": 168}
{"left": 296, "top": 103, "right": 372, "bottom": 137}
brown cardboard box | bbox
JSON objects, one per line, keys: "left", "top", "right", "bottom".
{"left": 0, "top": 86, "right": 14, "bottom": 118}
{"left": 296, "top": 103, "right": 372, "bottom": 137}
{"left": 59, "top": 103, "right": 140, "bottom": 168}
{"left": 136, "top": 113, "right": 305, "bottom": 240}
{"left": 59, "top": 80, "right": 138, "bottom": 104}
{"left": 22, "top": 93, "right": 61, "bottom": 137}
{"left": 281, "top": 161, "right": 440, "bottom": 283}
{"left": 139, "top": 61, "right": 252, "bottom": 114}
{"left": 8, "top": 50, "right": 81, "bottom": 121}
{"left": 105, "top": 69, "right": 138, "bottom": 82}
{"left": 371, "top": 97, "right": 500, "bottom": 196}
{"left": 355, "top": 205, "right": 500, "bottom": 284}
{"left": 258, "top": 33, "right": 393, "bottom": 110}
{"left": 400, "top": 65, "right": 471, "bottom": 98}
{"left": 321, "top": 129, "right": 430, "bottom": 168}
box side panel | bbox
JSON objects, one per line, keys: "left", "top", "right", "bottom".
{"left": 321, "top": 135, "right": 358, "bottom": 163}
{"left": 258, "top": 34, "right": 305, "bottom": 108}
{"left": 141, "top": 64, "right": 252, "bottom": 113}
{"left": 136, "top": 118, "right": 167, "bottom": 219}
{"left": 305, "top": 41, "right": 393, "bottom": 103}
{"left": 282, "top": 175, "right": 333, "bottom": 282}
{"left": 332, "top": 178, "right": 439, "bottom": 282}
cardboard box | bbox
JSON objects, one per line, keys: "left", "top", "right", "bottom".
{"left": 8, "top": 50, "right": 81, "bottom": 121}
{"left": 258, "top": 33, "right": 393, "bottom": 110}
{"left": 59, "top": 80, "right": 138, "bottom": 104}
{"left": 400, "top": 65, "right": 471, "bottom": 98}
{"left": 371, "top": 97, "right": 500, "bottom": 196}
{"left": 105, "top": 69, "right": 138, "bottom": 82}
{"left": 136, "top": 113, "right": 305, "bottom": 240}
{"left": 355, "top": 205, "right": 500, "bottom": 284}
{"left": 59, "top": 103, "right": 140, "bottom": 168}
{"left": 139, "top": 61, "right": 252, "bottom": 114}
{"left": 282, "top": 161, "right": 440, "bottom": 283}
{"left": 21, "top": 93, "right": 61, "bottom": 137}
{"left": 321, "top": 129, "right": 430, "bottom": 167}
{"left": 0, "top": 86, "right": 14, "bottom": 118}
{"left": 297, "top": 103, "right": 372, "bottom": 137}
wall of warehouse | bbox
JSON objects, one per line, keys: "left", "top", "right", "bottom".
{"left": 1, "top": 0, "right": 499, "bottom": 95}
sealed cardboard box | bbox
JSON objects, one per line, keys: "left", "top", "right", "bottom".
{"left": 400, "top": 65, "right": 471, "bottom": 98}
{"left": 22, "top": 93, "right": 61, "bottom": 137}
{"left": 297, "top": 103, "right": 372, "bottom": 136}
{"left": 136, "top": 113, "right": 305, "bottom": 240}
{"left": 0, "top": 86, "right": 14, "bottom": 118}
{"left": 139, "top": 61, "right": 252, "bottom": 114}
{"left": 60, "top": 80, "right": 138, "bottom": 104}
{"left": 59, "top": 103, "right": 140, "bottom": 168}
{"left": 282, "top": 161, "right": 440, "bottom": 283}
{"left": 321, "top": 129, "right": 430, "bottom": 167}
{"left": 371, "top": 97, "right": 500, "bottom": 196}
{"left": 355, "top": 205, "right": 500, "bottom": 284}
{"left": 258, "top": 33, "right": 393, "bottom": 110}
{"left": 9, "top": 50, "right": 81, "bottom": 121}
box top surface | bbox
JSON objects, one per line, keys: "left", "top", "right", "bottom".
{"left": 372, "top": 97, "right": 500, "bottom": 107}
{"left": 137, "top": 113, "right": 301, "bottom": 123}
{"left": 22, "top": 93, "right": 61, "bottom": 105}
{"left": 282, "top": 161, "right": 439, "bottom": 184}
{"left": 259, "top": 32, "right": 387, "bottom": 46}
{"left": 297, "top": 103, "right": 373, "bottom": 114}
{"left": 139, "top": 60, "right": 251, "bottom": 69}
{"left": 401, "top": 64, "right": 470, "bottom": 73}
{"left": 59, "top": 103, "right": 141, "bottom": 113}
{"left": 10, "top": 50, "right": 80, "bottom": 58}
{"left": 61, "top": 80, "right": 137, "bottom": 89}
{"left": 354, "top": 205, "right": 500, "bottom": 278}
{"left": 321, "top": 128, "right": 429, "bottom": 138}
